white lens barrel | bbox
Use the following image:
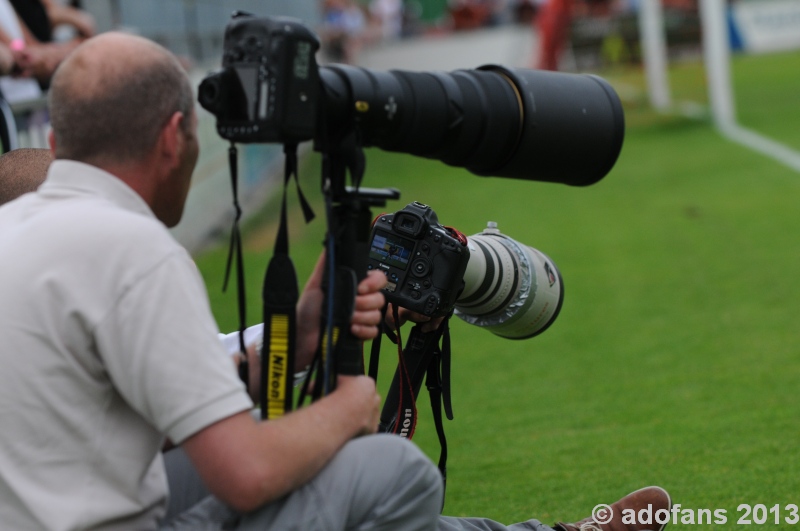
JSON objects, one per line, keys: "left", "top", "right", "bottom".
{"left": 454, "top": 223, "right": 563, "bottom": 339}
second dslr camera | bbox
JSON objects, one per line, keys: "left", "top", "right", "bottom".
{"left": 369, "top": 202, "right": 470, "bottom": 317}
{"left": 369, "top": 202, "right": 564, "bottom": 340}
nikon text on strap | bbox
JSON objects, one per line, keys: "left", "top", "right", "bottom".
{"left": 260, "top": 144, "right": 314, "bottom": 420}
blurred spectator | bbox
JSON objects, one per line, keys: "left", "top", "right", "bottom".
{"left": 533, "top": 0, "right": 573, "bottom": 70}
{"left": 0, "top": 0, "right": 43, "bottom": 103}
{"left": 449, "top": 1, "right": 481, "bottom": 30}
{"left": 30, "top": 0, "right": 95, "bottom": 40}
{"left": 400, "top": 0, "right": 425, "bottom": 37}
{"left": 575, "top": 0, "right": 615, "bottom": 17}
{"left": 9, "top": 0, "right": 95, "bottom": 46}
{"left": 514, "top": 0, "right": 540, "bottom": 23}
{"left": 449, "top": 0, "right": 492, "bottom": 30}
{"left": 320, "top": 0, "right": 368, "bottom": 64}
{"left": 369, "top": 0, "right": 403, "bottom": 40}
{"left": 0, "top": 0, "right": 95, "bottom": 91}
{"left": 449, "top": 0, "right": 507, "bottom": 31}
{"left": 0, "top": 40, "right": 12, "bottom": 74}
{"left": 7, "top": 0, "right": 51, "bottom": 43}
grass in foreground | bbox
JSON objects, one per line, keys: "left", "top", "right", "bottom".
{"left": 193, "top": 51, "right": 800, "bottom": 529}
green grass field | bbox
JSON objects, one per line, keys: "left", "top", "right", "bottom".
{"left": 193, "top": 50, "right": 800, "bottom": 529}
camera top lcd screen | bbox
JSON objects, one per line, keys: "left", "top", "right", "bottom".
{"left": 370, "top": 230, "right": 414, "bottom": 270}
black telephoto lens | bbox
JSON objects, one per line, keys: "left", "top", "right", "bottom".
{"left": 318, "top": 65, "right": 624, "bottom": 186}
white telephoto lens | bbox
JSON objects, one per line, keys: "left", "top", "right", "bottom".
{"left": 454, "top": 223, "right": 563, "bottom": 339}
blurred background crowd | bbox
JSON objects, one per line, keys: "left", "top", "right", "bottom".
{"left": 0, "top": 0, "right": 704, "bottom": 101}
{"left": 316, "top": 0, "right": 701, "bottom": 69}
{"left": 0, "top": 0, "right": 704, "bottom": 150}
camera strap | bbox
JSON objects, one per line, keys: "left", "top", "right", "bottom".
{"left": 260, "top": 144, "right": 315, "bottom": 420}
{"left": 222, "top": 144, "right": 249, "bottom": 388}
{"left": 380, "top": 305, "right": 420, "bottom": 438}
{"left": 374, "top": 312, "right": 454, "bottom": 489}
{"left": 425, "top": 332, "right": 450, "bottom": 504}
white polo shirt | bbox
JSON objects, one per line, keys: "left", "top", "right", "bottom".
{"left": 0, "top": 160, "right": 253, "bottom": 530}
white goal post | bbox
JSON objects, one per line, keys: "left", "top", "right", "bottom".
{"left": 638, "top": 0, "right": 800, "bottom": 172}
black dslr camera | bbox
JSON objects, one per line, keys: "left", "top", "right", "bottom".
{"left": 369, "top": 202, "right": 469, "bottom": 317}
{"left": 198, "top": 14, "right": 321, "bottom": 144}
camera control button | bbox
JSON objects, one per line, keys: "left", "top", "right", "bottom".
{"left": 424, "top": 295, "right": 439, "bottom": 313}
{"left": 410, "top": 259, "right": 429, "bottom": 278}
{"left": 410, "top": 290, "right": 421, "bottom": 300}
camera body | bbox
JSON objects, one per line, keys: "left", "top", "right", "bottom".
{"left": 368, "top": 202, "right": 469, "bottom": 317}
{"left": 198, "top": 13, "right": 320, "bottom": 144}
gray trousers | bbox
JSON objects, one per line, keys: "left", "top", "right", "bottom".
{"left": 161, "top": 434, "right": 554, "bottom": 531}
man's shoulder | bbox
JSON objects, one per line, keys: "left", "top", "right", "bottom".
{"left": 40, "top": 160, "right": 182, "bottom": 256}
{"left": 59, "top": 196, "right": 182, "bottom": 258}
{"left": 88, "top": 198, "right": 175, "bottom": 242}
{"left": 20, "top": 193, "right": 191, "bottom": 285}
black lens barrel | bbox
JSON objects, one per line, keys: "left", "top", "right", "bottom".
{"left": 318, "top": 65, "right": 624, "bottom": 186}
{"left": 478, "top": 66, "right": 625, "bottom": 186}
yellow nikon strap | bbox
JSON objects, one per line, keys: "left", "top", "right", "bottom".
{"left": 319, "top": 320, "right": 341, "bottom": 398}
{"left": 260, "top": 259, "right": 296, "bottom": 420}
{"left": 260, "top": 145, "right": 314, "bottom": 420}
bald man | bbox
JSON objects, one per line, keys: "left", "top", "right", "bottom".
{"left": 0, "top": 31, "right": 669, "bottom": 531}
{"left": 0, "top": 147, "right": 52, "bottom": 205}
{"left": 0, "top": 31, "right": 426, "bottom": 531}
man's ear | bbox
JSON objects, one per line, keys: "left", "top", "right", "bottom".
{"left": 158, "top": 111, "right": 185, "bottom": 171}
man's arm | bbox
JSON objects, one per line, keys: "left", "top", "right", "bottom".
{"left": 181, "top": 374, "right": 380, "bottom": 512}
{"left": 182, "top": 267, "right": 387, "bottom": 512}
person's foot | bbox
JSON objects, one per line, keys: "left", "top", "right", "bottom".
{"left": 553, "top": 486, "right": 672, "bottom": 531}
